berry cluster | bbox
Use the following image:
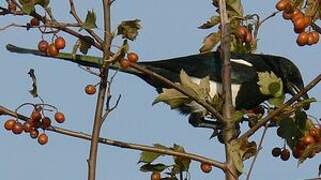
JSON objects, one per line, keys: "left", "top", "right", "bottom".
{"left": 292, "top": 125, "right": 321, "bottom": 159}
{"left": 38, "top": 36, "right": 66, "bottom": 56}
{"left": 3, "top": 107, "right": 65, "bottom": 145}
{"left": 276, "top": 0, "right": 320, "bottom": 46}
{"left": 272, "top": 147, "right": 291, "bottom": 161}
{"left": 120, "top": 52, "right": 139, "bottom": 69}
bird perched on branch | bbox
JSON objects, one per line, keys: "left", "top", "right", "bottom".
{"left": 6, "top": 44, "right": 309, "bottom": 129}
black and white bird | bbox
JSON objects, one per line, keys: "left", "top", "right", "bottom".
{"left": 6, "top": 45, "right": 309, "bottom": 129}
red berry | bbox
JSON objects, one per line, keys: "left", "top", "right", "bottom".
{"left": 151, "top": 171, "right": 161, "bottom": 180}
{"left": 31, "top": 110, "right": 42, "bottom": 122}
{"left": 38, "top": 133, "right": 48, "bottom": 145}
{"left": 41, "top": 117, "right": 51, "bottom": 129}
{"left": 303, "top": 135, "right": 316, "bottom": 145}
{"left": 280, "top": 149, "right": 290, "bottom": 161}
{"left": 4, "top": 119, "right": 16, "bottom": 131}
{"left": 120, "top": 59, "right": 130, "bottom": 69}
{"left": 30, "top": 18, "right": 40, "bottom": 27}
{"left": 127, "top": 52, "right": 139, "bottom": 63}
{"left": 38, "top": 40, "right": 49, "bottom": 53}
{"left": 54, "top": 112, "right": 65, "bottom": 123}
{"left": 200, "top": 162, "right": 212, "bottom": 173}
{"left": 47, "top": 44, "right": 59, "bottom": 56}
{"left": 275, "top": 0, "right": 291, "bottom": 11}
{"left": 54, "top": 37, "right": 66, "bottom": 50}
{"left": 85, "top": 84, "right": 96, "bottom": 95}
{"left": 23, "top": 121, "right": 33, "bottom": 133}
{"left": 30, "top": 129, "right": 39, "bottom": 139}
{"left": 272, "top": 147, "right": 281, "bottom": 157}
{"left": 12, "top": 121, "right": 23, "bottom": 135}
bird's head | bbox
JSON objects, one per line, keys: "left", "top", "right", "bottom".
{"left": 277, "top": 58, "right": 309, "bottom": 110}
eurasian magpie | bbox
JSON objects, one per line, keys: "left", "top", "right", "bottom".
{"left": 5, "top": 45, "right": 309, "bottom": 129}
{"left": 110, "top": 52, "right": 309, "bottom": 128}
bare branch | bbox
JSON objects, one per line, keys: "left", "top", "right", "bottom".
{"left": 0, "top": 104, "right": 226, "bottom": 170}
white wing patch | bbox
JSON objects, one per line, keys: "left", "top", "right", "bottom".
{"left": 190, "top": 77, "right": 241, "bottom": 106}
{"left": 231, "top": 59, "right": 253, "bottom": 67}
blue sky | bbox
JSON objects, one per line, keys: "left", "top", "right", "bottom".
{"left": 0, "top": 1, "right": 320, "bottom": 180}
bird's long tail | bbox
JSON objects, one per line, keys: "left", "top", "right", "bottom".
{"left": 5, "top": 44, "right": 141, "bottom": 76}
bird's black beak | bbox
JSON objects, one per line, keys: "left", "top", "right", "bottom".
{"left": 287, "top": 82, "right": 310, "bottom": 110}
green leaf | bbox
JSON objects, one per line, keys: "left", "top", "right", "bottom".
{"left": 140, "top": 163, "right": 169, "bottom": 172}
{"left": 138, "top": 144, "right": 168, "bottom": 163}
{"left": 199, "top": 16, "right": 220, "bottom": 29}
{"left": 257, "top": 71, "right": 283, "bottom": 97}
{"left": 268, "top": 95, "right": 285, "bottom": 106}
{"left": 226, "top": 0, "right": 243, "bottom": 16}
{"left": 199, "top": 32, "right": 221, "bottom": 53}
{"left": 117, "top": 19, "right": 141, "bottom": 41}
{"left": 172, "top": 144, "right": 191, "bottom": 172}
{"left": 19, "top": 0, "right": 35, "bottom": 14}
{"left": 153, "top": 88, "right": 190, "bottom": 109}
{"left": 233, "top": 111, "right": 245, "bottom": 122}
{"left": 79, "top": 36, "right": 95, "bottom": 55}
{"left": 82, "top": 10, "right": 97, "bottom": 30}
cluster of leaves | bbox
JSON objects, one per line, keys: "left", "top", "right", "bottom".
{"left": 139, "top": 144, "right": 191, "bottom": 180}
{"left": 199, "top": 0, "right": 257, "bottom": 54}
{"left": 19, "top": 0, "right": 49, "bottom": 14}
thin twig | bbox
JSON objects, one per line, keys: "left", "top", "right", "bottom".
{"left": 245, "top": 124, "right": 269, "bottom": 180}
{"left": 0, "top": 105, "right": 226, "bottom": 170}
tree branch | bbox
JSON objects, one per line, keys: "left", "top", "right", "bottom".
{"left": 0, "top": 105, "right": 226, "bottom": 170}
{"left": 218, "top": 0, "right": 238, "bottom": 179}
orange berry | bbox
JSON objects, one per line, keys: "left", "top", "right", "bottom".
{"left": 47, "top": 44, "right": 59, "bottom": 56}
{"left": 4, "top": 119, "right": 16, "bottom": 131}
{"left": 296, "top": 32, "right": 309, "bottom": 46}
{"left": 85, "top": 84, "right": 96, "bottom": 95}
{"left": 54, "top": 37, "right": 66, "bottom": 50}
{"left": 41, "top": 117, "right": 51, "bottom": 129}
{"left": 38, "top": 133, "right": 48, "bottom": 145}
{"left": 200, "top": 162, "right": 212, "bottom": 173}
{"left": 151, "top": 171, "right": 161, "bottom": 180}
{"left": 237, "top": 26, "right": 248, "bottom": 41}
{"left": 293, "top": 17, "right": 308, "bottom": 30}
{"left": 54, "top": 112, "right": 65, "bottom": 123}
{"left": 120, "top": 59, "right": 130, "bottom": 69}
{"left": 276, "top": 0, "right": 290, "bottom": 11}
{"left": 303, "top": 134, "right": 316, "bottom": 145}
{"left": 12, "top": 121, "right": 23, "bottom": 135}
{"left": 30, "top": 17, "right": 40, "bottom": 27}
{"left": 127, "top": 52, "right": 139, "bottom": 63}
{"left": 38, "top": 40, "right": 49, "bottom": 53}
{"left": 30, "top": 129, "right": 39, "bottom": 139}
{"left": 23, "top": 121, "right": 33, "bottom": 133}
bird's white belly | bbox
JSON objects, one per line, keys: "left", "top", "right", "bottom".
{"left": 190, "top": 77, "right": 241, "bottom": 106}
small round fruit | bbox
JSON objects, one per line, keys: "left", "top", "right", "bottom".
{"left": 41, "top": 117, "right": 51, "bottom": 129}
{"left": 30, "top": 17, "right": 40, "bottom": 27}
{"left": 23, "top": 121, "right": 33, "bottom": 132}
{"left": 280, "top": 149, "right": 290, "bottom": 161}
{"left": 120, "top": 59, "right": 130, "bottom": 69}
{"left": 54, "top": 37, "right": 66, "bottom": 50}
{"left": 38, "top": 40, "right": 49, "bottom": 53}
{"left": 47, "top": 44, "right": 59, "bottom": 56}
{"left": 272, "top": 147, "right": 281, "bottom": 157}
{"left": 200, "top": 162, "right": 212, "bottom": 173}
{"left": 4, "top": 119, "right": 16, "bottom": 131}
{"left": 151, "top": 171, "right": 161, "bottom": 180}
{"left": 54, "top": 112, "right": 65, "bottom": 123}
{"left": 245, "top": 31, "right": 253, "bottom": 43}
{"left": 309, "top": 127, "right": 320, "bottom": 138}
{"left": 85, "top": 84, "right": 96, "bottom": 95}
{"left": 30, "top": 129, "right": 39, "bottom": 139}
{"left": 308, "top": 31, "right": 320, "bottom": 45}
{"left": 291, "top": 11, "right": 304, "bottom": 22}
{"left": 38, "top": 133, "right": 48, "bottom": 145}
{"left": 303, "top": 134, "right": 316, "bottom": 145}
{"left": 31, "top": 110, "right": 42, "bottom": 122}
{"left": 127, "top": 52, "right": 139, "bottom": 63}
{"left": 12, "top": 121, "right": 23, "bottom": 135}
{"left": 296, "top": 32, "right": 309, "bottom": 46}
{"left": 292, "top": 148, "right": 303, "bottom": 159}
{"left": 237, "top": 26, "right": 248, "bottom": 41}
{"left": 293, "top": 17, "right": 308, "bottom": 30}
{"left": 276, "top": 0, "right": 290, "bottom": 11}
